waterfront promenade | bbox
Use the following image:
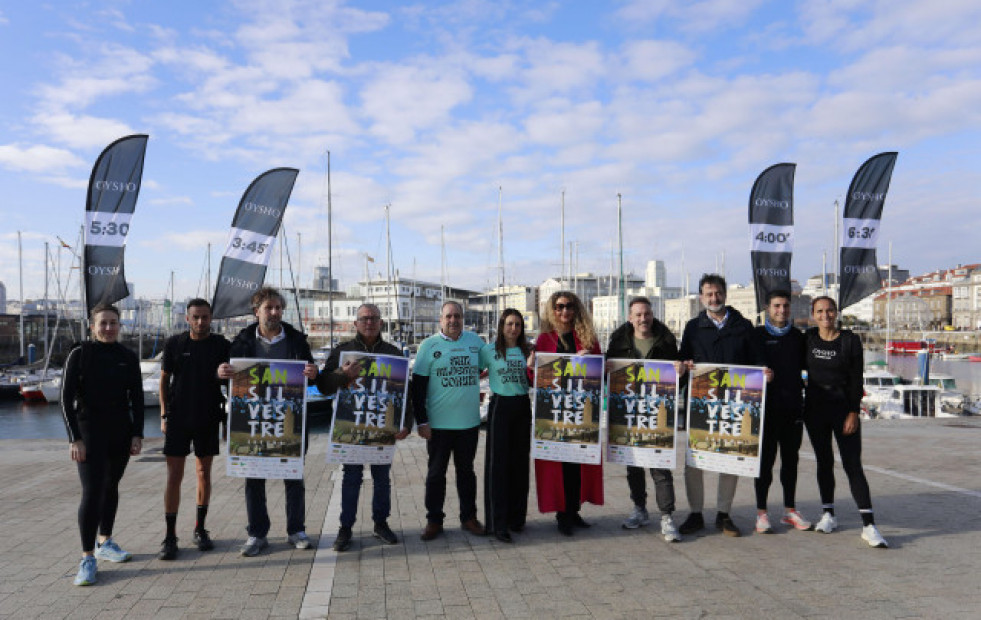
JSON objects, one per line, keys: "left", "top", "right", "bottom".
{"left": 1, "top": 417, "right": 980, "bottom": 619}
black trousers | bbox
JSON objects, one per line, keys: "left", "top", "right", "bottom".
{"left": 804, "top": 409, "right": 872, "bottom": 510}
{"left": 425, "top": 425, "right": 480, "bottom": 524}
{"left": 483, "top": 394, "right": 531, "bottom": 533}
{"left": 754, "top": 413, "right": 804, "bottom": 510}
{"left": 76, "top": 439, "right": 130, "bottom": 552}
{"left": 557, "top": 462, "right": 582, "bottom": 524}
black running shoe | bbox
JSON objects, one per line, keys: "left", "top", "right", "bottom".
{"left": 373, "top": 521, "right": 398, "bottom": 545}
{"left": 193, "top": 529, "right": 214, "bottom": 551}
{"left": 678, "top": 512, "right": 705, "bottom": 535}
{"left": 334, "top": 526, "right": 353, "bottom": 552}
{"left": 158, "top": 537, "right": 178, "bottom": 561}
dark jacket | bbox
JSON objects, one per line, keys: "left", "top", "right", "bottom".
{"left": 316, "top": 334, "right": 413, "bottom": 428}
{"left": 678, "top": 307, "right": 763, "bottom": 366}
{"left": 229, "top": 321, "right": 314, "bottom": 363}
{"left": 61, "top": 341, "right": 144, "bottom": 444}
{"left": 754, "top": 325, "right": 804, "bottom": 418}
{"left": 605, "top": 320, "right": 678, "bottom": 361}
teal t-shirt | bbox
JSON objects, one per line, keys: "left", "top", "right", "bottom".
{"left": 414, "top": 331, "right": 483, "bottom": 429}
{"left": 479, "top": 343, "right": 529, "bottom": 396}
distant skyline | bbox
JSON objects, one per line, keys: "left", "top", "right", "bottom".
{"left": 1, "top": 1, "right": 979, "bottom": 304}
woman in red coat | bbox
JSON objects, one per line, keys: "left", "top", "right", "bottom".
{"left": 533, "top": 291, "right": 603, "bottom": 535}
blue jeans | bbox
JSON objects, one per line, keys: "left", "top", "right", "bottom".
{"left": 245, "top": 478, "right": 306, "bottom": 537}
{"left": 339, "top": 464, "right": 392, "bottom": 528}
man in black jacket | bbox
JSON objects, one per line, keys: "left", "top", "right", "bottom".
{"left": 316, "top": 303, "right": 411, "bottom": 552}
{"left": 218, "top": 287, "right": 319, "bottom": 557}
{"left": 676, "top": 274, "right": 765, "bottom": 538}
{"left": 753, "top": 290, "right": 812, "bottom": 534}
{"left": 606, "top": 297, "right": 681, "bottom": 542}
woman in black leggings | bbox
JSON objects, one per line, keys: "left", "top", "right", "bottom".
{"left": 62, "top": 304, "right": 144, "bottom": 585}
{"left": 804, "top": 296, "right": 886, "bottom": 548}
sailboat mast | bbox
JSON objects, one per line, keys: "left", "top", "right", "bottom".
{"left": 18, "top": 231, "right": 24, "bottom": 360}
{"left": 617, "top": 193, "right": 625, "bottom": 323}
{"left": 497, "top": 186, "right": 504, "bottom": 321}
{"left": 560, "top": 190, "right": 565, "bottom": 285}
{"left": 43, "top": 240, "right": 49, "bottom": 359}
{"left": 440, "top": 226, "right": 447, "bottom": 302}
{"left": 385, "top": 204, "right": 393, "bottom": 339}
{"left": 326, "top": 150, "right": 334, "bottom": 347}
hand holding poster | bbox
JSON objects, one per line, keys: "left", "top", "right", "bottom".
{"left": 685, "top": 364, "right": 766, "bottom": 477}
{"left": 532, "top": 353, "right": 604, "bottom": 465}
{"left": 606, "top": 359, "right": 679, "bottom": 469}
{"left": 226, "top": 358, "right": 307, "bottom": 479}
{"left": 327, "top": 352, "right": 409, "bottom": 465}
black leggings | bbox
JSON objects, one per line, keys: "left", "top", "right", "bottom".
{"left": 483, "top": 394, "right": 531, "bottom": 533}
{"left": 77, "top": 443, "right": 130, "bottom": 552}
{"left": 754, "top": 416, "right": 803, "bottom": 510}
{"left": 804, "top": 410, "right": 872, "bottom": 510}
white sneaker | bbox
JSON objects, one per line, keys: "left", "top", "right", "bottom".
{"left": 814, "top": 512, "right": 838, "bottom": 534}
{"left": 755, "top": 513, "right": 773, "bottom": 534}
{"left": 622, "top": 505, "right": 651, "bottom": 530}
{"left": 288, "top": 531, "right": 312, "bottom": 549}
{"left": 861, "top": 524, "right": 888, "bottom": 548}
{"left": 660, "top": 514, "right": 681, "bottom": 542}
{"left": 781, "top": 510, "right": 813, "bottom": 531}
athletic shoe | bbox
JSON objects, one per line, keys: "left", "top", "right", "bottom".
{"left": 716, "top": 514, "right": 742, "bottom": 537}
{"left": 240, "top": 536, "right": 268, "bottom": 557}
{"left": 814, "top": 512, "right": 838, "bottom": 534}
{"left": 678, "top": 512, "right": 705, "bottom": 535}
{"left": 333, "top": 526, "right": 352, "bottom": 552}
{"left": 622, "top": 506, "right": 651, "bottom": 530}
{"left": 861, "top": 524, "right": 889, "bottom": 548}
{"left": 288, "top": 531, "right": 312, "bottom": 549}
{"left": 158, "top": 537, "right": 178, "bottom": 561}
{"left": 781, "top": 510, "right": 813, "bottom": 531}
{"left": 660, "top": 514, "right": 681, "bottom": 542}
{"left": 94, "top": 538, "right": 132, "bottom": 563}
{"left": 73, "top": 556, "right": 97, "bottom": 586}
{"left": 193, "top": 529, "right": 214, "bottom": 551}
{"left": 755, "top": 513, "right": 773, "bottom": 534}
{"left": 373, "top": 521, "right": 398, "bottom": 545}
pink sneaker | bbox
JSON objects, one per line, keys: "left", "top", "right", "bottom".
{"left": 781, "top": 510, "right": 813, "bottom": 531}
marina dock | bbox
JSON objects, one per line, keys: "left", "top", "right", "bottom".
{"left": 1, "top": 418, "right": 980, "bottom": 619}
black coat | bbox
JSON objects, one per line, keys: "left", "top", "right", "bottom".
{"left": 678, "top": 307, "right": 763, "bottom": 366}
{"left": 605, "top": 320, "right": 678, "bottom": 361}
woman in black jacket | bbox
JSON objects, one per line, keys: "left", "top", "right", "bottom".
{"left": 804, "top": 296, "right": 887, "bottom": 548}
{"left": 62, "top": 304, "right": 144, "bottom": 585}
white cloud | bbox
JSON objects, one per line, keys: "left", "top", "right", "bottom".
{"left": 618, "top": 39, "right": 697, "bottom": 82}
{"left": 0, "top": 144, "right": 84, "bottom": 173}
{"left": 524, "top": 100, "right": 605, "bottom": 146}
{"left": 37, "top": 45, "right": 156, "bottom": 110}
{"left": 147, "top": 196, "right": 194, "bottom": 206}
{"left": 32, "top": 113, "right": 136, "bottom": 150}
{"left": 360, "top": 62, "right": 473, "bottom": 144}
{"left": 510, "top": 39, "right": 605, "bottom": 100}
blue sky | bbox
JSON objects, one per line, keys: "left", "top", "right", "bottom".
{"left": 1, "top": 0, "right": 980, "bottom": 303}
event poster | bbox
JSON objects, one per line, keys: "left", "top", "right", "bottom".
{"left": 531, "top": 353, "right": 604, "bottom": 465}
{"left": 327, "top": 352, "right": 409, "bottom": 465}
{"left": 226, "top": 358, "right": 307, "bottom": 479}
{"left": 606, "top": 359, "right": 679, "bottom": 469}
{"left": 685, "top": 364, "right": 766, "bottom": 477}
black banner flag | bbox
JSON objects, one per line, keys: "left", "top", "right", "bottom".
{"left": 84, "top": 134, "right": 148, "bottom": 313}
{"left": 838, "top": 152, "right": 898, "bottom": 310}
{"left": 748, "top": 163, "right": 795, "bottom": 315}
{"left": 211, "top": 168, "right": 298, "bottom": 319}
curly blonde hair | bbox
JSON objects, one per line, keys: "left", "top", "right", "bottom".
{"left": 539, "top": 290, "right": 597, "bottom": 350}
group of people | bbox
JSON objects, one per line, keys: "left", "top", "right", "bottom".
{"left": 61, "top": 275, "right": 886, "bottom": 587}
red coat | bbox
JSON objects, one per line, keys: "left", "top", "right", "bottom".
{"left": 533, "top": 331, "right": 604, "bottom": 513}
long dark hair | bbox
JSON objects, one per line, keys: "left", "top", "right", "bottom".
{"left": 495, "top": 308, "right": 531, "bottom": 357}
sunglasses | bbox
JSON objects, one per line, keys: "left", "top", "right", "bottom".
{"left": 554, "top": 303, "right": 574, "bottom": 312}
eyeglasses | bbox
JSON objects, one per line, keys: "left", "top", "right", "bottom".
{"left": 554, "top": 303, "right": 574, "bottom": 312}
{"left": 356, "top": 316, "right": 381, "bottom": 323}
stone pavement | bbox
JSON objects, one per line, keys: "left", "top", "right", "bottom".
{"left": 1, "top": 416, "right": 980, "bottom": 619}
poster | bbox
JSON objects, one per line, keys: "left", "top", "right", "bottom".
{"left": 531, "top": 353, "right": 604, "bottom": 465}
{"left": 226, "top": 358, "right": 307, "bottom": 479}
{"left": 606, "top": 359, "right": 679, "bottom": 469}
{"left": 326, "top": 352, "right": 409, "bottom": 465}
{"left": 685, "top": 363, "right": 766, "bottom": 477}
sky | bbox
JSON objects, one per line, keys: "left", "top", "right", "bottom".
{"left": 1, "top": 0, "right": 980, "bottom": 304}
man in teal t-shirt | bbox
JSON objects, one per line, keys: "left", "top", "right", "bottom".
{"left": 411, "top": 301, "right": 485, "bottom": 541}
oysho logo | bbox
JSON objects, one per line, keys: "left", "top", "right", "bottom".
{"left": 221, "top": 275, "right": 259, "bottom": 290}
{"left": 87, "top": 265, "right": 120, "bottom": 276}
{"left": 243, "top": 201, "right": 282, "bottom": 217}
{"left": 754, "top": 198, "right": 790, "bottom": 209}
{"left": 844, "top": 265, "right": 878, "bottom": 274}
{"left": 851, "top": 192, "right": 885, "bottom": 202}
{"left": 756, "top": 267, "right": 788, "bottom": 277}
{"left": 94, "top": 180, "right": 138, "bottom": 192}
